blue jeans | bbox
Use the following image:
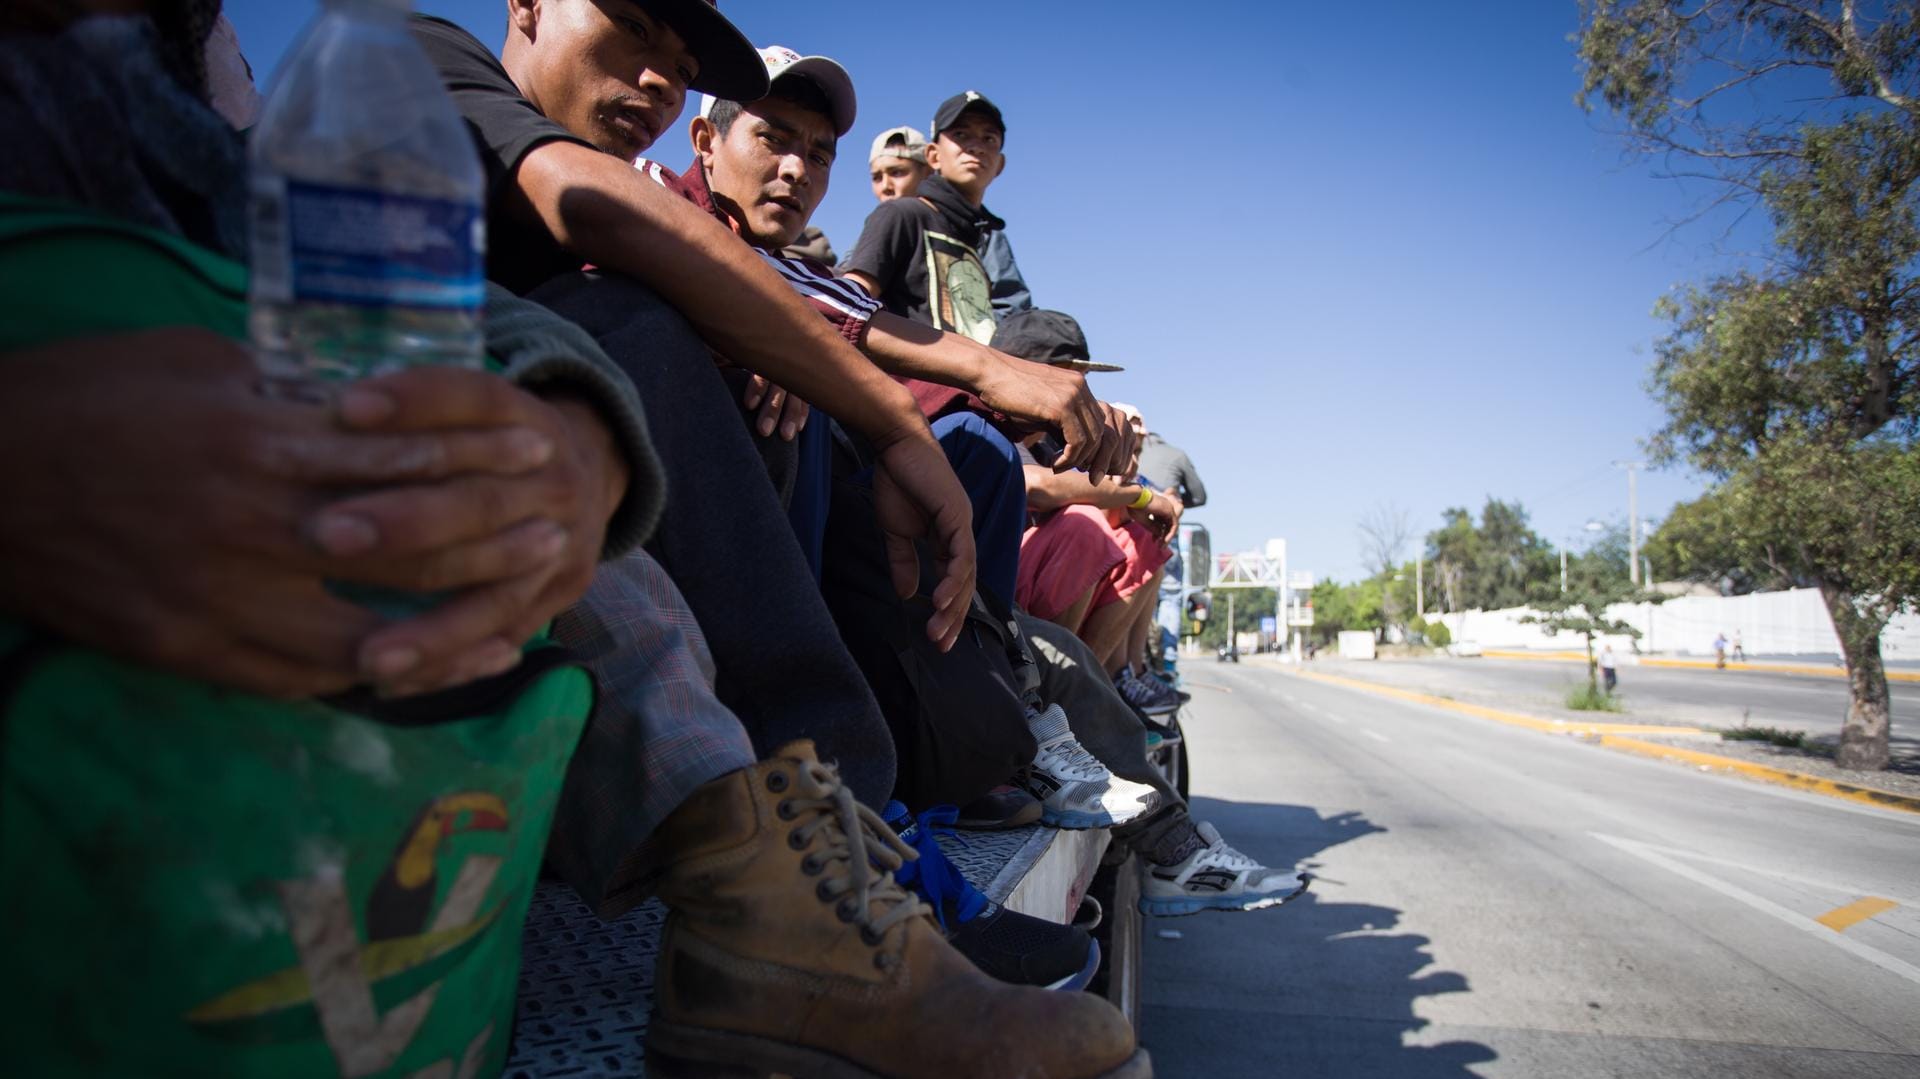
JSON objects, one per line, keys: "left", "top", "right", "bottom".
{"left": 928, "top": 411, "right": 1026, "bottom": 606}
{"left": 786, "top": 410, "right": 1027, "bottom": 607}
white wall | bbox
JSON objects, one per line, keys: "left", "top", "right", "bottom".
{"left": 1426, "top": 587, "right": 1920, "bottom": 664}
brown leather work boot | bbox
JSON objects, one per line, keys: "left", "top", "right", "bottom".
{"left": 644, "top": 740, "right": 1152, "bottom": 1079}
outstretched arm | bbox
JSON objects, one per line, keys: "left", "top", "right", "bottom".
{"left": 859, "top": 312, "right": 1132, "bottom": 482}
{"left": 508, "top": 141, "right": 975, "bottom": 647}
{"left": 512, "top": 140, "right": 926, "bottom": 447}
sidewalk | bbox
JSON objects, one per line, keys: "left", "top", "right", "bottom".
{"left": 1481, "top": 648, "right": 1920, "bottom": 683}
{"left": 1261, "top": 654, "right": 1707, "bottom": 732}
{"left": 1279, "top": 656, "right": 1920, "bottom": 811}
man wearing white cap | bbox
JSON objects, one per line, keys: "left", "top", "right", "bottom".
{"left": 633, "top": 47, "right": 1135, "bottom": 500}
{"left": 869, "top": 124, "right": 931, "bottom": 202}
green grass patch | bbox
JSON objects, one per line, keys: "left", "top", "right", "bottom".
{"left": 1565, "top": 684, "right": 1624, "bottom": 712}
{"left": 1722, "top": 725, "right": 1808, "bottom": 750}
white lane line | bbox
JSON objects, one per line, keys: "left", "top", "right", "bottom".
{"left": 1283, "top": 695, "right": 1348, "bottom": 724}
{"left": 1363, "top": 729, "right": 1391, "bottom": 744}
{"left": 1289, "top": 697, "right": 1346, "bottom": 723}
{"left": 1591, "top": 832, "right": 1920, "bottom": 988}
{"left": 1619, "top": 838, "right": 1920, "bottom": 908}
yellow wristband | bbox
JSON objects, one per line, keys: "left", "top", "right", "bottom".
{"left": 1130, "top": 486, "right": 1154, "bottom": 510}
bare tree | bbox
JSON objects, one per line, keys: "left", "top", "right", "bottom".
{"left": 1356, "top": 503, "right": 1412, "bottom": 579}
{"left": 1357, "top": 503, "right": 1413, "bottom": 640}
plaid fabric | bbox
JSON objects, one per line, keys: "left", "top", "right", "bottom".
{"left": 547, "top": 550, "right": 756, "bottom": 919}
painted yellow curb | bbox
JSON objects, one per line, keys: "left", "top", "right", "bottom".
{"left": 1640, "top": 657, "right": 1920, "bottom": 683}
{"left": 1597, "top": 735, "right": 1920, "bottom": 816}
{"left": 1292, "top": 669, "right": 1705, "bottom": 737}
{"left": 1816, "top": 896, "right": 1899, "bottom": 933}
{"left": 1481, "top": 649, "right": 1920, "bottom": 683}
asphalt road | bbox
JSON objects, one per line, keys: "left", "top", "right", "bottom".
{"left": 1140, "top": 661, "right": 1920, "bottom": 1079}
{"left": 1313, "top": 655, "right": 1919, "bottom": 748}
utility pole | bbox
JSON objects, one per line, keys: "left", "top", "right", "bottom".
{"left": 1560, "top": 546, "right": 1568, "bottom": 594}
{"left": 1415, "top": 555, "right": 1424, "bottom": 619}
{"left": 1613, "top": 460, "right": 1644, "bottom": 586}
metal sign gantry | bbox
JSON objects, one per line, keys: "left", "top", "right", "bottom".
{"left": 1207, "top": 540, "right": 1312, "bottom": 660}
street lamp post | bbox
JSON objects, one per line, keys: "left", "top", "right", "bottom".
{"left": 1562, "top": 520, "right": 1604, "bottom": 594}
{"left": 1614, "top": 460, "right": 1645, "bottom": 586}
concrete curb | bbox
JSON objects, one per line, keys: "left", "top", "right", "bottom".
{"left": 1598, "top": 735, "right": 1920, "bottom": 817}
{"left": 1480, "top": 648, "right": 1920, "bottom": 683}
{"left": 1291, "top": 668, "right": 1920, "bottom": 817}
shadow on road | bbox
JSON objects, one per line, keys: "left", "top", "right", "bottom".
{"left": 1142, "top": 798, "right": 1494, "bottom": 1079}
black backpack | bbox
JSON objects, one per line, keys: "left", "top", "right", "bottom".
{"left": 820, "top": 476, "right": 1037, "bottom": 810}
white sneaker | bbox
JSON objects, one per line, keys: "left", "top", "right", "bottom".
{"left": 1140, "top": 822, "right": 1310, "bottom": 916}
{"left": 1016, "top": 705, "right": 1158, "bottom": 829}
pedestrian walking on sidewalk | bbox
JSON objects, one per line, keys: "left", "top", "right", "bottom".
{"left": 1713, "top": 632, "right": 1728, "bottom": 669}
{"left": 1732, "top": 631, "right": 1746, "bottom": 662}
{"left": 1600, "top": 644, "right": 1619, "bottom": 694}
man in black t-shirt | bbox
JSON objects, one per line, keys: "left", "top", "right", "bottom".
{"left": 842, "top": 90, "right": 1024, "bottom": 341}
{"left": 413, "top": 7, "right": 1145, "bottom": 1076}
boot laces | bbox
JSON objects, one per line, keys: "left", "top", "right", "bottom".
{"left": 788, "top": 759, "right": 929, "bottom": 943}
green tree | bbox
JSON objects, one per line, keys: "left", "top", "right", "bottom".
{"left": 1424, "top": 498, "right": 1558, "bottom": 610}
{"left": 1573, "top": 519, "right": 1636, "bottom": 591}
{"left": 1643, "top": 489, "right": 1784, "bottom": 593}
{"left": 1578, "top": 0, "right": 1920, "bottom": 769}
{"left": 1426, "top": 507, "right": 1481, "bottom": 613}
{"left": 1306, "top": 579, "right": 1381, "bottom": 646}
{"left": 1521, "top": 564, "right": 1654, "bottom": 699}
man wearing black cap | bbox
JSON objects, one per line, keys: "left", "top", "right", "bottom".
{"left": 843, "top": 89, "right": 1031, "bottom": 339}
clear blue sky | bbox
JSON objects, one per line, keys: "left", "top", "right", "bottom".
{"left": 228, "top": 0, "right": 1755, "bottom": 584}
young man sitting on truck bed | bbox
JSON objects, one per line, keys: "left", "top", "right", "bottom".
{"left": 413, "top": 3, "right": 1149, "bottom": 1075}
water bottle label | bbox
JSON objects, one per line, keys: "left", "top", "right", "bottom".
{"left": 279, "top": 180, "right": 484, "bottom": 309}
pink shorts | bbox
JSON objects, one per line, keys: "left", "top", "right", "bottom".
{"left": 1017, "top": 506, "right": 1171, "bottom": 621}
{"left": 1095, "top": 519, "right": 1173, "bottom": 608}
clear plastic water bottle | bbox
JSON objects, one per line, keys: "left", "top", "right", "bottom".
{"left": 249, "top": 0, "right": 485, "bottom": 386}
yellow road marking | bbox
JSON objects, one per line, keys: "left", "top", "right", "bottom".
{"left": 1482, "top": 649, "right": 1588, "bottom": 662}
{"left": 1815, "top": 897, "right": 1899, "bottom": 933}
{"left": 1598, "top": 736, "right": 1920, "bottom": 817}
{"left": 1480, "top": 649, "right": 1920, "bottom": 683}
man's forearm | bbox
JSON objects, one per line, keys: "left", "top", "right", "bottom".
{"left": 512, "top": 141, "right": 925, "bottom": 444}
{"left": 858, "top": 310, "right": 994, "bottom": 389}
{"left": 1023, "top": 466, "right": 1143, "bottom": 513}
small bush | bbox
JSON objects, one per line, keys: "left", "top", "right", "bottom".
{"left": 1566, "top": 684, "right": 1624, "bottom": 712}
{"left": 1426, "top": 620, "right": 1452, "bottom": 648}
{"left": 1722, "top": 725, "right": 1807, "bottom": 749}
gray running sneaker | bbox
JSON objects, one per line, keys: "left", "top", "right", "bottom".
{"left": 1016, "top": 705, "right": 1158, "bottom": 829}
{"left": 1140, "top": 822, "right": 1311, "bottom": 916}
